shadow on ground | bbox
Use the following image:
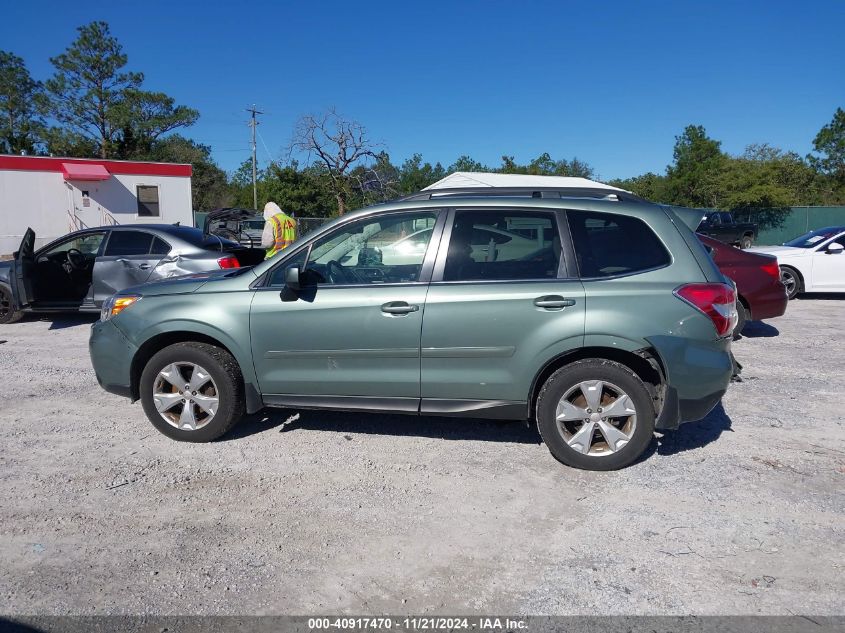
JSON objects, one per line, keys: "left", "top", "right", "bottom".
{"left": 739, "top": 320, "right": 779, "bottom": 338}
{"left": 654, "top": 401, "right": 733, "bottom": 457}
{"left": 226, "top": 401, "right": 734, "bottom": 461}
{"left": 225, "top": 408, "right": 542, "bottom": 444}
{"left": 0, "top": 618, "right": 43, "bottom": 633}
{"left": 44, "top": 314, "right": 98, "bottom": 330}
{"left": 797, "top": 292, "right": 844, "bottom": 301}
{"left": 11, "top": 313, "right": 99, "bottom": 330}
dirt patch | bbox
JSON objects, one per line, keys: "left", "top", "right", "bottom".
{"left": 0, "top": 300, "right": 843, "bottom": 615}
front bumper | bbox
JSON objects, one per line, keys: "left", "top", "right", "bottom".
{"left": 89, "top": 319, "right": 137, "bottom": 399}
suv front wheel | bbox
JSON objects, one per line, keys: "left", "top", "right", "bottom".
{"left": 140, "top": 342, "right": 245, "bottom": 442}
{"left": 536, "top": 359, "right": 655, "bottom": 470}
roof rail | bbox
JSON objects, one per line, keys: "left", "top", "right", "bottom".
{"left": 400, "top": 186, "right": 646, "bottom": 203}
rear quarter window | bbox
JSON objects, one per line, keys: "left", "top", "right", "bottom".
{"left": 568, "top": 210, "right": 671, "bottom": 278}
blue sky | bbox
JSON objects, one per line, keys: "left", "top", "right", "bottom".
{"left": 3, "top": 0, "right": 843, "bottom": 180}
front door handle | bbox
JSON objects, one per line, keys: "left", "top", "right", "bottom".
{"left": 138, "top": 263, "right": 151, "bottom": 270}
{"left": 381, "top": 301, "right": 420, "bottom": 315}
{"left": 534, "top": 295, "right": 576, "bottom": 309}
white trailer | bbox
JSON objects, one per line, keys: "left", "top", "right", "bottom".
{"left": 0, "top": 155, "right": 193, "bottom": 255}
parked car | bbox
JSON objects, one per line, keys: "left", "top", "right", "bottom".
{"left": 89, "top": 186, "right": 737, "bottom": 471}
{"left": 746, "top": 226, "right": 845, "bottom": 299}
{"left": 697, "top": 211, "right": 757, "bottom": 249}
{"left": 697, "top": 234, "right": 787, "bottom": 337}
{"left": 0, "top": 224, "right": 265, "bottom": 324}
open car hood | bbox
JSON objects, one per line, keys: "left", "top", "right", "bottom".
{"left": 203, "top": 208, "right": 260, "bottom": 235}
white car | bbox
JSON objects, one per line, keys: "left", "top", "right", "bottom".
{"left": 747, "top": 226, "right": 845, "bottom": 299}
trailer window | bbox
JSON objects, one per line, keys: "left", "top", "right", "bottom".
{"left": 137, "top": 186, "right": 160, "bottom": 217}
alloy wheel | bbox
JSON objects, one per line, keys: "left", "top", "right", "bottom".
{"left": 555, "top": 380, "right": 638, "bottom": 457}
{"left": 780, "top": 268, "right": 798, "bottom": 298}
{"left": 152, "top": 362, "right": 219, "bottom": 431}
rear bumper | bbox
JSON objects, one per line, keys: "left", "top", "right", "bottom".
{"left": 745, "top": 281, "right": 788, "bottom": 321}
{"left": 648, "top": 334, "right": 733, "bottom": 430}
{"left": 89, "top": 319, "right": 136, "bottom": 400}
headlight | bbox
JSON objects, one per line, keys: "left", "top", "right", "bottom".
{"left": 101, "top": 295, "right": 141, "bottom": 321}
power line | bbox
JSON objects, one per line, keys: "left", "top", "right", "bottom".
{"left": 256, "top": 127, "right": 276, "bottom": 167}
{"left": 246, "top": 105, "right": 264, "bottom": 209}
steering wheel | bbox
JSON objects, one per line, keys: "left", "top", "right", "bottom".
{"left": 326, "top": 260, "right": 359, "bottom": 284}
{"left": 65, "top": 248, "right": 87, "bottom": 271}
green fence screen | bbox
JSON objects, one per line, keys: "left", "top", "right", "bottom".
{"left": 735, "top": 207, "right": 845, "bottom": 245}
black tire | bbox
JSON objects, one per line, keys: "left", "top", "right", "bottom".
{"left": 140, "top": 342, "right": 245, "bottom": 442}
{"left": 739, "top": 235, "right": 753, "bottom": 249}
{"left": 733, "top": 300, "right": 748, "bottom": 340}
{"left": 536, "top": 359, "right": 655, "bottom": 471}
{"left": 780, "top": 266, "right": 802, "bottom": 300}
{"left": 0, "top": 286, "right": 23, "bottom": 324}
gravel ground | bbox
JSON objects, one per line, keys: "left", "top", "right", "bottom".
{"left": 0, "top": 298, "right": 843, "bottom": 616}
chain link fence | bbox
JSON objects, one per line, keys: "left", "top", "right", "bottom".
{"left": 295, "top": 217, "right": 331, "bottom": 239}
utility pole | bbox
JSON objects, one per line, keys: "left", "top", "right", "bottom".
{"left": 246, "top": 105, "right": 263, "bottom": 209}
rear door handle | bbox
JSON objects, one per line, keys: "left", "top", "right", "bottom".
{"left": 138, "top": 263, "right": 151, "bottom": 270}
{"left": 381, "top": 301, "right": 420, "bottom": 315}
{"left": 534, "top": 295, "right": 576, "bottom": 309}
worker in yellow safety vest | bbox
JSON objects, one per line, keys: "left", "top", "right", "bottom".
{"left": 261, "top": 201, "right": 297, "bottom": 259}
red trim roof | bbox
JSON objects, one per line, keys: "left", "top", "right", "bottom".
{"left": 61, "top": 162, "right": 111, "bottom": 181}
{"left": 0, "top": 154, "right": 192, "bottom": 177}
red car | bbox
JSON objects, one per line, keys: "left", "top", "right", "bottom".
{"left": 698, "top": 234, "right": 787, "bottom": 337}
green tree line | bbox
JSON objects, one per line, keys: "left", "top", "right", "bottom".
{"left": 1, "top": 21, "right": 227, "bottom": 211}
{"left": 3, "top": 21, "right": 844, "bottom": 218}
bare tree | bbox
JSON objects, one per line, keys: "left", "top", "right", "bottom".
{"left": 290, "top": 108, "right": 380, "bottom": 215}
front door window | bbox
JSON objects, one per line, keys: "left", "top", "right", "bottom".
{"left": 269, "top": 211, "right": 438, "bottom": 286}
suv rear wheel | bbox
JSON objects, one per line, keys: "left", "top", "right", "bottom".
{"left": 139, "top": 342, "right": 245, "bottom": 442}
{"left": 536, "top": 359, "right": 655, "bottom": 470}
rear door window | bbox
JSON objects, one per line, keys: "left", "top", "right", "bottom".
{"left": 568, "top": 210, "right": 670, "bottom": 278}
{"left": 105, "top": 231, "right": 155, "bottom": 256}
{"left": 443, "top": 210, "right": 561, "bottom": 281}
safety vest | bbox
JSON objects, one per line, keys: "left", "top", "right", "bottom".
{"left": 266, "top": 213, "right": 297, "bottom": 259}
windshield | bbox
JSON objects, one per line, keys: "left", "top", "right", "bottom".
{"left": 784, "top": 227, "right": 845, "bottom": 248}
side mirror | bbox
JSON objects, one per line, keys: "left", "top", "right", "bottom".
{"left": 284, "top": 265, "right": 301, "bottom": 290}
{"left": 826, "top": 243, "right": 844, "bottom": 254}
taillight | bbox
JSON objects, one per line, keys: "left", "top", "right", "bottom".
{"left": 217, "top": 256, "right": 240, "bottom": 269}
{"left": 761, "top": 259, "right": 780, "bottom": 280}
{"left": 674, "top": 282, "right": 737, "bottom": 338}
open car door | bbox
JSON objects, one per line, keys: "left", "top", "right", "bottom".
{"left": 11, "top": 228, "right": 36, "bottom": 309}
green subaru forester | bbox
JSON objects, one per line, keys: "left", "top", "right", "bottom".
{"left": 89, "top": 187, "right": 736, "bottom": 470}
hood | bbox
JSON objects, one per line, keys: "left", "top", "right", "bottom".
{"left": 745, "top": 245, "right": 807, "bottom": 257}
{"left": 203, "top": 207, "right": 259, "bottom": 235}
{"left": 263, "top": 201, "right": 282, "bottom": 220}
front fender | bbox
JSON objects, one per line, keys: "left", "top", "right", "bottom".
{"left": 113, "top": 290, "right": 259, "bottom": 404}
